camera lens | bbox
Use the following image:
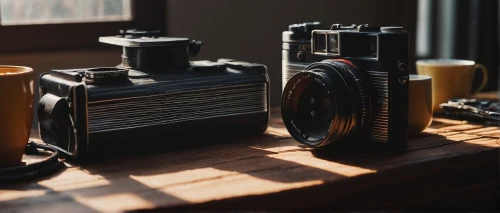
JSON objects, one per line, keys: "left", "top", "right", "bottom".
{"left": 281, "top": 60, "right": 370, "bottom": 147}
{"left": 294, "top": 79, "right": 335, "bottom": 140}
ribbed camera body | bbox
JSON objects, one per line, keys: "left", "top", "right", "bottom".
{"left": 38, "top": 30, "right": 269, "bottom": 159}
{"left": 282, "top": 23, "right": 409, "bottom": 148}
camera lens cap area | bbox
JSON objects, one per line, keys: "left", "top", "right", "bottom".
{"left": 84, "top": 67, "right": 129, "bottom": 84}
{"left": 191, "top": 61, "right": 227, "bottom": 73}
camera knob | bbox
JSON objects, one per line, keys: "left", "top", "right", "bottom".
{"left": 223, "top": 60, "right": 267, "bottom": 73}
{"left": 119, "top": 29, "right": 161, "bottom": 38}
{"left": 381, "top": 26, "right": 404, "bottom": 33}
{"left": 84, "top": 67, "right": 128, "bottom": 84}
{"left": 330, "top": 24, "right": 356, "bottom": 30}
{"left": 37, "top": 94, "right": 71, "bottom": 135}
{"left": 302, "top": 22, "right": 322, "bottom": 32}
{"left": 191, "top": 61, "right": 226, "bottom": 73}
{"left": 289, "top": 22, "right": 321, "bottom": 33}
{"left": 288, "top": 22, "right": 322, "bottom": 40}
{"left": 188, "top": 40, "right": 203, "bottom": 57}
{"left": 398, "top": 76, "right": 409, "bottom": 85}
{"left": 357, "top": 24, "right": 381, "bottom": 32}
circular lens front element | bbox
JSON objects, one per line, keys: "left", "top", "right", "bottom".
{"left": 281, "top": 60, "right": 369, "bottom": 148}
{"left": 294, "top": 76, "right": 335, "bottom": 142}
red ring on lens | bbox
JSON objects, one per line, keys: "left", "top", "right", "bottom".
{"left": 326, "top": 59, "right": 358, "bottom": 69}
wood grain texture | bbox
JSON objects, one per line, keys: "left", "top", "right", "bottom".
{"left": 1, "top": 108, "right": 499, "bottom": 212}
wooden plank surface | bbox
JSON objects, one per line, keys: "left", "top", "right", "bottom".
{"left": 1, "top": 109, "right": 499, "bottom": 212}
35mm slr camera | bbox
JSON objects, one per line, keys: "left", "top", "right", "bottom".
{"left": 37, "top": 30, "right": 270, "bottom": 159}
{"left": 282, "top": 23, "right": 409, "bottom": 148}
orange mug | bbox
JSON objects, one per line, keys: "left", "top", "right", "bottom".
{"left": 408, "top": 75, "right": 433, "bottom": 136}
{"left": 0, "top": 66, "right": 34, "bottom": 167}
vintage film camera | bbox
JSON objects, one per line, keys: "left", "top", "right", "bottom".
{"left": 38, "top": 30, "right": 270, "bottom": 159}
{"left": 281, "top": 23, "right": 409, "bottom": 148}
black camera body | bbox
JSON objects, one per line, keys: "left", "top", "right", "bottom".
{"left": 282, "top": 23, "right": 409, "bottom": 148}
{"left": 38, "top": 30, "right": 270, "bottom": 159}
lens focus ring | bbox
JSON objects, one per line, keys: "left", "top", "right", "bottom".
{"left": 319, "top": 60, "right": 368, "bottom": 129}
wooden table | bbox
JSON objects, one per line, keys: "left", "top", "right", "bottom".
{"left": 1, "top": 105, "right": 499, "bottom": 212}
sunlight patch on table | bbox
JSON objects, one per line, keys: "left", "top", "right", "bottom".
{"left": 461, "top": 137, "right": 500, "bottom": 147}
{"left": 462, "top": 126, "right": 500, "bottom": 134}
{"left": 249, "top": 142, "right": 305, "bottom": 153}
{"left": 130, "top": 167, "right": 323, "bottom": 203}
{"left": 39, "top": 169, "right": 110, "bottom": 191}
{"left": 440, "top": 124, "right": 484, "bottom": 131}
{"left": 0, "top": 190, "right": 46, "bottom": 202}
{"left": 424, "top": 127, "right": 449, "bottom": 132}
{"left": 249, "top": 145, "right": 376, "bottom": 177}
{"left": 72, "top": 192, "right": 155, "bottom": 212}
{"left": 432, "top": 118, "right": 467, "bottom": 125}
{"left": 154, "top": 172, "right": 323, "bottom": 203}
{"left": 267, "top": 152, "right": 377, "bottom": 177}
{"left": 130, "top": 167, "right": 239, "bottom": 188}
{"left": 477, "top": 130, "right": 500, "bottom": 137}
{"left": 265, "top": 126, "right": 291, "bottom": 137}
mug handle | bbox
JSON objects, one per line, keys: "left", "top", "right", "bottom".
{"left": 472, "top": 63, "right": 488, "bottom": 94}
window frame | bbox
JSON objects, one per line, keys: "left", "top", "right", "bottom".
{"left": 0, "top": 0, "right": 166, "bottom": 53}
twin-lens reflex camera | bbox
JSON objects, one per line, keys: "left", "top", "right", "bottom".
{"left": 37, "top": 30, "right": 270, "bottom": 159}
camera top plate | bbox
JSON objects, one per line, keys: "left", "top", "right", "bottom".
{"left": 98, "top": 30, "right": 204, "bottom": 70}
{"left": 99, "top": 36, "right": 190, "bottom": 47}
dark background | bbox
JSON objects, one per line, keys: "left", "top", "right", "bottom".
{"left": 167, "top": 0, "right": 417, "bottom": 106}
{"left": 1, "top": 0, "right": 499, "bottom": 132}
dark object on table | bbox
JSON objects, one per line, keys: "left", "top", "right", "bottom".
{"left": 440, "top": 99, "right": 500, "bottom": 126}
{"left": 0, "top": 141, "right": 63, "bottom": 182}
{"left": 281, "top": 23, "right": 409, "bottom": 148}
{"left": 37, "top": 30, "right": 270, "bottom": 160}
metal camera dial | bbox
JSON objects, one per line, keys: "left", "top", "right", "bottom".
{"left": 84, "top": 67, "right": 129, "bottom": 84}
{"left": 100, "top": 30, "right": 203, "bottom": 71}
{"left": 119, "top": 29, "right": 161, "bottom": 39}
{"left": 287, "top": 22, "right": 322, "bottom": 41}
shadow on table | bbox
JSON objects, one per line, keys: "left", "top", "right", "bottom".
{"left": 0, "top": 128, "right": 346, "bottom": 212}
{"left": 97, "top": 118, "right": 500, "bottom": 211}
{"left": 80, "top": 131, "right": 345, "bottom": 182}
{"left": 0, "top": 184, "right": 102, "bottom": 213}
{"left": 294, "top": 118, "right": 499, "bottom": 211}
{"left": 3, "top": 115, "right": 498, "bottom": 212}
{"left": 309, "top": 118, "right": 498, "bottom": 169}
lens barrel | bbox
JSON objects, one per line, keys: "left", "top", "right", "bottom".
{"left": 281, "top": 60, "right": 370, "bottom": 147}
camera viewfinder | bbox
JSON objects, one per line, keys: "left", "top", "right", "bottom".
{"left": 314, "top": 33, "right": 326, "bottom": 53}
{"left": 367, "top": 35, "right": 378, "bottom": 58}
{"left": 328, "top": 34, "right": 339, "bottom": 54}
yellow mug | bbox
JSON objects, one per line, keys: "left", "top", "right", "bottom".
{"left": 0, "top": 66, "right": 34, "bottom": 167}
{"left": 408, "top": 74, "right": 433, "bottom": 136}
{"left": 416, "top": 59, "right": 488, "bottom": 113}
